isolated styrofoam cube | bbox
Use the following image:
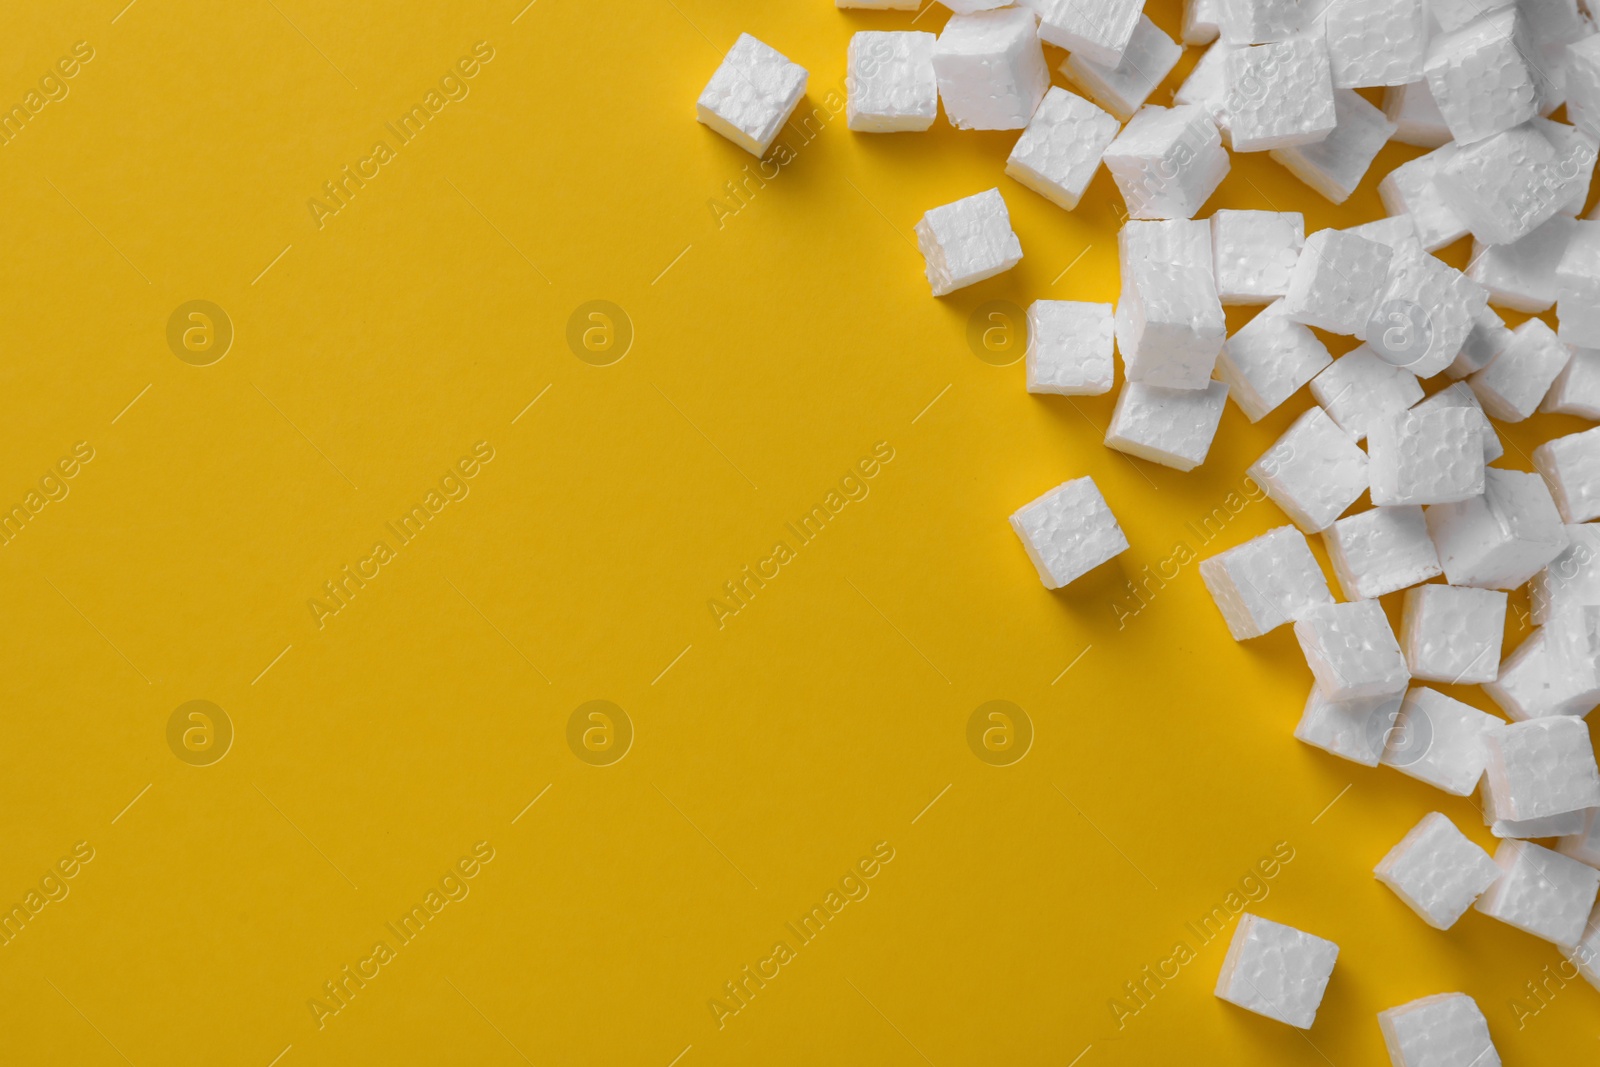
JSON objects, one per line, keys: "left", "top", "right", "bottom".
{"left": 1557, "top": 220, "right": 1600, "bottom": 348}
{"left": 1375, "top": 812, "right": 1501, "bottom": 929}
{"left": 1214, "top": 913, "right": 1339, "bottom": 1029}
{"left": 915, "top": 188, "right": 1024, "bottom": 297}
{"left": 1272, "top": 87, "right": 1398, "bottom": 203}
{"left": 696, "top": 34, "right": 809, "bottom": 156}
{"left": 1365, "top": 237, "right": 1489, "bottom": 377}
{"left": 1200, "top": 525, "right": 1336, "bottom": 639}
{"left": 1324, "top": 0, "right": 1427, "bottom": 88}
{"left": 1103, "top": 104, "right": 1231, "bottom": 220}
{"left": 1218, "top": 0, "right": 1317, "bottom": 44}
{"left": 1026, "top": 300, "right": 1115, "bottom": 396}
{"left": 1382, "top": 686, "right": 1503, "bottom": 794}
{"left": 1542, "top": 347, "right": 1600, "bottom": 418}
{"left": 1226, "top": 38, "right": 1338, "bottom": 152}
{"left": 1485, "top": 716, "right": 1600, "bottom": 821}
{"left": 1401, "top": 586, "right": 1506, "bottom": 687}
{"left": 1531, "top": 524, "right": 1600, "bottom": 626}
{"left": 1377, "top": 993, "right": 1501, "bottom": 1067}
{"left": 933, "top": 7, "right": 1050, "bottom": 130}
{"left": 1426, "top": 467, "right": 1570, "bottom": 589}
{"left": 1174, "top": 40, "right": 1235, "bottom": 140}
{"left": 1367, "top": 408, "right": 1484, "bottom": 507}
{"left": 1009, "top": 476, "right": 1130, "bottom": 588}
{"left": 1570, "top": 35, "right": 1600, "bottom": 139}
{"left": 847, "top": 32, "right": 939, "bottom": 133}
{"left": 1424, "top": 8, "right": 1546, "bottom": 145}
{"left": 1470, "top": 317, "right": 1573, "bottom": 421}
{"left": 1410, "top": 382, "right": 1503, "bottom": 463}
{"left": 1211, "top": 210, "right": 1304, "bottom": 304}
{"left": 1031, "top": 0, "right": 1144, "bottom": 65}
{"left": 1435, "top": 123, "right": 1581, "bottom": 246}
{"left": 1105, "top": 380, "right": 1230, "bottom": 471}
{"left": 1116, "top": 220, "right": 1227, "bottom": 388}
{"left": 1323, "top": 505, "right": 1442, "bottom": 600}
{"left": 1295, "top": 600, "right": 1411, "bottom": 700}
{"left": 1005, "top": 87, "right": 1121, "bottom": 211}
{"left": 1215, "top": 302, "right": 1333, "bottom": 422}
{"left": 1469, "top": 216, "right": 1578, "bottom": 314}
{"left": 1310, "top": 347, "right": 1423, "bottom": 444}
{"left": 1062, "top": 15, "right": 1181, "bottom": 122}
{"left": 1378, "top": 144, "right": 1470, "bottom": 252}
{"left": 1344, "top": 214, "right": 1417, "bottom": 251}
{"left": 1184, "top": 0, "right": 1223, "bottom": 44}
{"left": 1250, "top": 406, "right": 1370, "bottom": 532}
{"left": 1384, "top": 79, "right": 1453, "bottom": 148}
{"left": 1560, "top": 808, "right": 1600, "bottom": 867}
{"left": 1283, "top": 229, "right": 1394, "bottom": 336}
{"left": 1483, "top": 625, "right": 1600, "bottom": 720}
{"left": 1536, "top": 427, "right": 1600, "bottom": 524}
{"left": 1476, "top": 839, "right": 1600, "bottom": 945}
{"left": 1297, "top": 685, "right": 1406, "bottom": 765}
{"left": 1446, "top": 305, "right": 1515, "bottom": 382}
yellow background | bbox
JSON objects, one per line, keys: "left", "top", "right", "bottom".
{"left": 0, "top": 0, "right": 1593, "bottom": 1063}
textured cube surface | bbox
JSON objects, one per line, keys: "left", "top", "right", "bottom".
{"left": 933, "top": 7, "right": 1050, "bottom": 130}
{"left": 1542, "top": 347, "right": 1600, "bottom": 418}
{"left": 1365, "top": 237, "right": 1489, "bottom": 378}
{"left": 1367, "top": 408, "right": 1484, "bottom": 507}
{"left": 1283, "top": 229, "right": 1393, "bottom": 336}
{"left": 1200, "top": 525, "right": 1335, "bottom": 640}
{"left": 1384, "top": 79, "right": 1452, "bottom": 147}
{"left": 1009, "top": 476, "right": 1130, "bottom": 588}
{"left": 1401, "top": 585, "right": 1506, "bottom": 687}
{"left": 1105, "top": 380, "right": 1230, "bottom": 471}
{"left": 1468, "top": 215, "right": 1578, "bottom": 313}
{"left": 1211, "top": 209, "right": 1304, "bottom": 305}
{"left": 1410, "top": 381, "right": 1503, "bottom": 462}
{"left": 1436, "top": 123, "right": 1580, "bottom": 246}
{"left": 1535, "top": 426, "right": 1600, "bottom": 523}
{"left": 1475, "top": 839, "right": 1600, "bottom": 946}
{"left": 915, "top": 188, "right": 1024, "bottom": 297}
{"left": 1061, "top": 15, "right": 1181, "bottom": 122}
{"left": 1426, "top": 467, "right": 1569, "bottom": 589}
{"left": 1378, "top": 143, "right": 1469, "bottom": 252}
{"left": 1382, "top": 686, "right": 1503, "bottom": 795}
{"left": 1449, "top": 304, "right": 1515, "bottom": 380}
{"left": 1175, "top": 39, "right": 1235, "bottom": 138}
{"left": 1214, "top": 913, "right": 1339, "bottom": 1029}
{"left": 1297, "top": 685, "right": 1406, "bottom": 766}
{"left": 1375, "top": 812, "right": 1501, "bottom": 930}
{"left": 1219, "top": 0, "right": 1317, "bottom": 44}
{"left": 1033, "top": 0, "right": 1144, "bottom": 65}
{"left": 697, "top": 34, "right": 809, "bottom": 156}
{"left": 1470, "top": 318, "right": 1573, "bottom": 422}
{"left": 1214, "top": 301, "right": 1333, "bottom": 422}
{"left": 1485, "top": 716, "right": 1600, "bottom": 820}
{"left": 1005, "top": 87, "right": 1121, "bottom": 210}
{"left": 1324, "top": 0, "right": 1427, "bottom": 88}
{"left": 1249, "top": 405, "right": 1370, "bottom": 532}
{"left": 1559, "top": 808, "right": 1600, "bottom": 868}
{"left": 1569, "top": 34, "right": 1600, "bottom": 138}
{"left": 1310, "top": 347, "right": 1423, "bottom": 443}
{"left": 1104, "top": 105, "right": 1231, "bottom": 220}
{"left": 847, "top": 31, "right": 939, "bottom": 133}
{"left": 1025, "top": 300, "right": 1115, "bottom": 396}
{"left": 1271, "top": 88, "right": 1398, "bottom": 204}
{"left": 1226, "top": 38, "right": 1338, "bottom": 152}
{"left": 1531, "top": 524, "right": 1600, "bottom": 625}
{"left": 1323, "top": 505, "right": 1442, "bottom": 600}
{"left": 1483, "top": 625, "right": 1600, "bottom": 720}
{"left": 1294, "top": 600, "right": 1411, "bottom": 700}
{"left": 1377, "top": 993, "right": 1501, "bottom": 1067}
{"left": 1424, "top": 8, "right": 1545, "bottom": 145}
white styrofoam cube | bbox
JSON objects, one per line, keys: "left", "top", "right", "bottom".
{"left": 1200, "top": 525, "right": 1336, "bottom": 640}
{"left": 1009, "top": 476, "right": 1130, "bottom": 588}
{"left": 1061, "top": 15, "right": 1181, "bottom": 123}
{"left": 1295, "top": 600, "right": 1411, "bottom": 701}
{"left": 1570, "top": 34, "right": 1600, "bottom": 139}
{"left": 915, "top": 188, "right": 1024, "bottom": 297}
{"left": 1283, "top": 229, "right": 1394, "bottom": 337}
{"left": 1031, "top": 0, "right": 1144, "bottom": 65}
{"left": 1557, "top": 219, "right": 1600, "bottom": 348}
{"left": 1025, "top": 300, "right": 1116, "bottom": 396}
{"left": 1367, "top": 408, "right": 1484, "bottom": 507}
{"left": 1103, "top": 104, "right": 1231, "bottom": 220}
{"left": 1324, "top": 0, "right": 1427, "bottom": 88}
{"left": 1535, "top": 118, "right": 1600, "bottom": 219}
{"left": 1375, "top": 812, "right": 1502, "bottom": 929}
{"left": 1401, "top": 586, "right": 1506, "bottom": 687}
{"left": 1469, "top": 317, "right": 1573, "bottom": 422}
{"left": 696, "top": 34, "right": 809, "bottom": 157}
{"left": 1364, "top": 237, "right": 1489, "bottom": 378}
{"left": 1410, "top": 382, "right": 1503, "bottom": 463}
{"left": 1184, "top": 0, "right": 1223, "bottom": 44}
{"left": 847, "top": 32, "right": 939, "bottom": 133}
{"left": 1476, "top": 839, "right": 1600, "bottom": 945}
{"left": 938, "top": 0, "right": 1010, "bottom": 10}
{"left": 1559, "top": 808, "right": 1600, "bottom": 868}
{"left": 1226, "top": 38, "right": 1338, "bottom": 152}
{"left": 1435, "top": 123, "right": 1582, "bottom": 246}
{"left": 1249, "top": 406, "right": 1370, "bottom": 532}
{"left": 1536, "top": 427, "right": 1600, "bottom": 524}
{"left": 1211, "top": 210, "right": 1304, "bottom": 305}
{"left": 1468, "top": 216, "right": 1578, "bottom": 314}
{"left": 1384, "top": 79, "right": 1453, "bottom": 148}
{"left": 933, "top": 7, "right": 1050, "bottom": 131}
{"left": 1382, "top": 686, "right": 1503, "bottom": 794}
{"left": 1174, "top": 40, "right": 1235, "bottom": 140}
{"left": 1446, "top": 304, "right": 1515, "bottom": 382}
{"left": 1105, "top": 380, "right": 1230, "bottom": 471}
{"left": 1531, "top": 524, "right": 1600, "bottom": 626}
{"left": 1310, "top": 347, "right": 1423, "bottom": 443}
{"left": 1218, "top": 0, "right": 1318, "bottom": 45}
{"left": 1214, "top": 913, "right": 1339, "bottom": 1029}
{"left": 1483, "top": 625, "right": 1600, "bottom": 720}
{"left": 1116, "top": 220, "right": 1227, "bottom": 388}
{"left": 1377, "top": 993, "right": 1501, "bottom": 1067}
{"left": 1322, "top": 504, "right": 1441, "bottom": 600}
{"left": 1297, "top": 685, "right": 1406, "bottom": 766}
{"left": 1214, "top": 301, "right": 1333, "bottom": 422}
{"left": 1542, "top": 347, "right": 1600, "bottom": 417}
{"left": 1424, "top": 8, "right": 1546, "bottom": 145}
{"left": 1005, "top": 87, "right": 1121, "bottom": 211}
{"left": 1271, "top": 85, "right": 1397, "bottom": 203}
{"left": 1426, "top": 467, "right": 1570, "bottom": 590}
{"left": 1344, "top": 214, "right": 1417, "bottom": 251}
{"left": 1378, "top": 143, "right": 1470, "bottom": 253}
{"left": 1485, "top": 716, "right": 1600, "bottom": 820}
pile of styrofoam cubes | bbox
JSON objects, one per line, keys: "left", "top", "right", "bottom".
{"left": 696, "top": 0, "right": 1600, "bottom": 1057}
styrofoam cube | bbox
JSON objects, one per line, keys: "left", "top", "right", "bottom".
{"left": 1475, "top": 839, "right": 1600, "bottom": 945}
{"left": 1324, "top": 0, "right": 1426, "bottom": 88}
{"left": 1367, "top": 408, "right": 1484, "bottom": 507}
{"left": 1468, "top": 215, "right": 1578, "bottom": 314}
{"left": 1219, "top": 0, "right": 1318, "bottom": 45}
{"left": 1375, "top": 812, "right": 1501, "bottom": 929}
{"left": 1214, "top": 913, "right": 1339, "bottom": 1029}
{"left": 1200, "top": 525, "right": 1335, "bottom": 640}
{"left": 1226, "top": 38, "right": 1338, "bottom": 152}
{"left": 1005, "top": 87, "right": 1121, "bottom": 211}
{"left": 1283, "top": 229, "right": 1394, "bottom": 336}
{"left": 1377, "top": 993, "right": 1501, "bottom": 1067}
{"left": 1535, "top": 120, "right": 1599, "bottom": 219}
{"left": 1105, "top": 380, "right": 1230, "bottom": 471}
{"left": 1250, "top": 406, "right": 1370, "bottom": 533}
{"left": 1103, "top": 104, "right": 1231, "bottom": 220}
{"left": 1483, "top": 625, "right": 1600, "bottom": 720}
{"left": 1542, "top": 347, "right": 1600, "bottom": 418}
{"left": 847, "top": 32, "right": 939, "bottom": 133}
{"left": 1295, "top": 600, "right": 1411, "bottom": 700}
{"left": 1446, "top": 304, "right": 1515, "bottom": 382}
{"left": 1569, "top": 34, "right": 1600, "bottom": 139}
{"left": 1378, "top": 143, "right": 1470, "bottom": 252}
{"left": 1174, "top": 40, "right": 1235, "bottom": 140}
{"left": 933, "top": 7, "right": 1050, "bottom": 130}
{"left": 939, "top": 0, "right": 1010, "bottom": 10}
{"left": 1031, "top": 0, "right": 1144, "bottom": 65}
{"left": 1323, "top": 506, "right": 1442, "bottom": 600}
{"left": 1215, "top": 301, "right": 1333, "bottom": 422}
{"left": 696, "top": 34, "right": 809, "bottom": 156}
{"left": 1559, "top": 808, "right": 1600, "bottom": 868}
{"left": 1009, "top": 476, "right": 1130, "bottom": 588}
{"left": 1116, "top": 220, "right": 1227, "bottom": 388}
{"left": 1297, "top": 685, "right": 1406, "bottom": 766}
{"left": 1469, "top": 317, "right": 1573, "bottom": 422}
{"left": 1184, "top": 0, "right": 1223, "bottom": 44}
{"left": 1271, "top": 87, "right": 1398, "bottom": 203}
{"left": 915, "top": 188, "right": 1024, "bottom": 297}
{"left": 1435, "top": 123, "right": 1580, "bottom": 246}
{"left": 1061, "top": 15, "right": 1181, "bottom": 122}
{"left": 1211, "top": 210, "right": 1305, "bottom": 304}
{"left": 1401, "top": 586, "right": 1506, "bottom": 687}
{"left": 1384, "top": 79, "right": 1453, "bottom": 148}
{"left": 1424, "top": 8, "right": 1546, "bottom": 145}
{"left": 1382, "top": 686, "right": 1503, "bottom": 794}
{"left": 1025, "top": 300, "right": 1115, "bottom": 396}
{"left": 1531, "top": 524, "right": 1600, "bottom": 626}
{"left": 1536, "top": 427, "right": 1600, "bottom": 524}
{"left": 1410, "top": 382, "right": 1503, "bottom": 463}
{"left": 1486, "top": 716, "right": 1600, "bottom": 820}
{"left": 1364, "top": 237, "right": 1489, "bottom": 378}
{"left": 1426, "top": 467, "right": 1570, "bottom": 589}
{"left": 1557, "top": 219, "right": 1600, "bottom": 348}
{"left": 1310, "top": 346, "right": 1423, "bottom": 443}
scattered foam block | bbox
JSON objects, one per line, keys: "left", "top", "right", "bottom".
{"left": 1249, "top": 406, "right": 1370, "bottom": 532}
{"left": 933, "top": 7, "right": 1050, "bottom": 130}
{"left": 1468, "top": 215, "right": 1578, "bottom": 313}
{"left": 1116, "top": 219, "right": 1227, "bottom": 388}
{"left": 1009, "top": 476, "right": 1130, "bottom": 588}
{"left": 1367, "top": 408, "right": 1484, "bottom": 507}
{"left": 1214, "top": 913, "right": 1339, "bottom": 1029}
{"left": 915, "top": 188, "right": 1024, "bottom": 297}
{"left": 1536, "top": 426, "right": 1600, "bottom": 523}
{"left": 1105, "top": 380, "right": 1230, "bottom": 471}
{"left": 1384, "top": 79, "right": 1453, "bottom": 148}
{"left": 1031, "top": 0, "right": 1144, "bottom": 65}
{"left": 1542, "top": 347, "right": 1600, "bottom": 418}
{"left": 1214, "top": 301, "right": 1333, "bottom": 422}
{"left": 1483, "top": 625, "right": 1600, "bottom": 720}
{"left": 1271, "top": 88, "right": 1398, "bottom": 203}
{"left": 1378, "top": 143, "right": 1470, "bottom": 252}
{"left": 1559, "top": 809, "right": 1600, "bottom": 868}
{"left": 1297, "top": 685, "right": 1405, "bottom": 766}
{"left": 1365, "top": 237, "right": 1489, "bottom": 378}
{"left": 1382, "top": 686, "right": 1503, "bottom": 795}
{"left": 1435, "top": 123, "right": 1579, "bottom": 246}
{"left": 1401, "top": 586, "right": 1506, "bottom": 687}
{"left": 1025, "top": 300, "right": 1115, "bottom": 396}
{"left": 1325, "top": 0, "right": 1427, "bottom": 88}
{"left": 1424, "top": 8, "right": 1546, "bottom": 145}
{"left": 1295, "top": 600, "right": 1411, "bottom": 701}
{"left": 1200, "top": 525, "right": 1335, "bottom": 640}
{"left": 1485, "top": 716, "right": 1600, "bottom": 821}
{"left": 1283, "top": 229, "right": 1394, "bottom": 336}
{"left": 1469, "top": 318, "right": 1573, "bottom": 422}
{"left": 1324, "top": 505, "right": 1442, "bottom": 600}
{"left": 1475, "top": 839, "right": 1600, "bottom": 946}
{"left": 1061, "top": 15, "right": 1181, "bottom": 122}
{"left": 1218, "top": 0, "right": 1318, "bottom": 45}
{"left": 1005, "top": 87, "right": 1121, "bottom": 211}
{"left": 1375, "top": 812, "right": 1501, "bottom": 929}
{"left": 1410, "top": 382, "right": 1503, "bottom": 463}
{"left": 1184, "top": 0, "right": 1223, "bottom": 44}
{"left": 1531, "top": 524, "right": 1600, "bottom": 626}
{"left": 847, "top": 32, "right": 939, "bottom": 133}
{"left": 1104, "top": 104, "right": 1231, "bottom": 219}
{"left": 1211, "top": 210, "right": 1305, "bottom": 305}
{"left": 697, "top": 34, "right": 809, "bottom": 157}
{"left": 1310, "top": 347, "right": 1423, "bottom": 443}
{"left": 1426, "top": 467, "right": 1570, "bottom": 589}
{"left": 1226, "top": 38, "right": 1339, "bottom": 152}
{"left": 1377, "top": 993, "right": 1500, "bottom": 1067}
